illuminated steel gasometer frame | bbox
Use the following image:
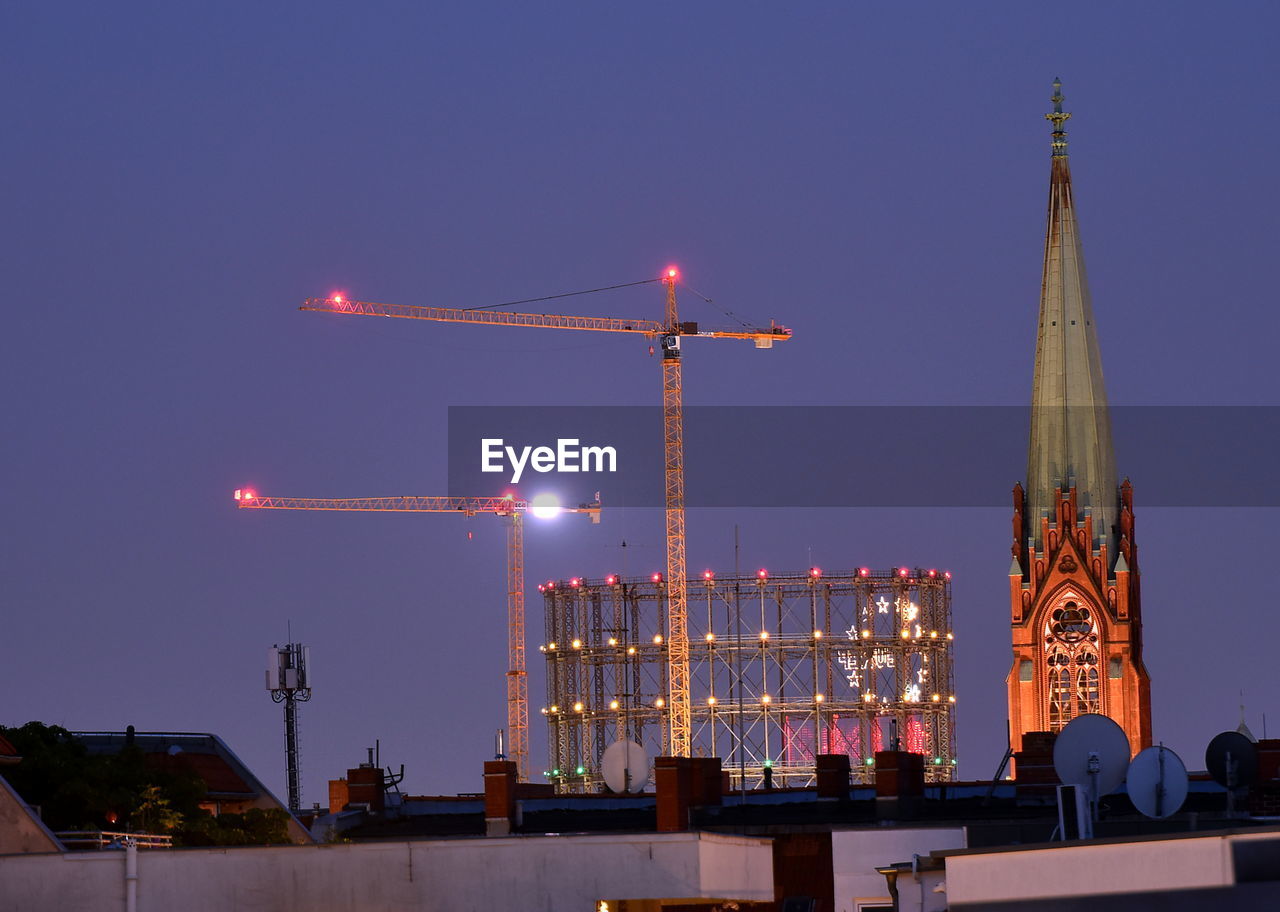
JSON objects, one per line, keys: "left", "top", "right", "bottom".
{"left": 540, "top": 568, "right": 956, "bottom": 792}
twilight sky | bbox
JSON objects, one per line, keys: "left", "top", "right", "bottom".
{"left": 4, "top": 2, "right": 1278, "bottom": 806}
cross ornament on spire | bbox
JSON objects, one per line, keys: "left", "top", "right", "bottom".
{"left": 1046, "top": 77, "right": 1071, "bottom": 157}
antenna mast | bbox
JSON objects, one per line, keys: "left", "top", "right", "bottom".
{"left": 267, "top": 642, "right": 313, "bottom": 813}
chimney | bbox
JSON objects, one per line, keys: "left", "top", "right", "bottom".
{"left": 815, "top": 754, "right": 851, "bottom": 800}
{"left": 657, "top": 756, "right": 727, "bottom": 831}
{"left": 1248, "top": 739, "right": 1280, "bottom": 816}
{"left": 484, "top": 760, "right": 519, "bottom": 836}
{"left": 328, "top": 777, "right": 350, "bottom": 813}
{"left": 346, "top": 764, "right": 385, "bottom": 812}
{"left": 874, "top": 750, "right": 924, "bottom": 818}
{"left": 691, "top": 757, "right": 723, "bottom": 808}
{"left": 1013, "top": 730, "right": 1059, "bottom": 803}
{"left": 656, "top": 757, "right": 694, "bottom": 832}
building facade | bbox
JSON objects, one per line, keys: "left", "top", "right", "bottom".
{"left": 1007, "top": 81, "right": 1152, "bottom": 755}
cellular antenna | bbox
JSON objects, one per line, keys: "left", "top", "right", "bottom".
{"left": 266, "top": 641, "right": 312, "bottom": 813}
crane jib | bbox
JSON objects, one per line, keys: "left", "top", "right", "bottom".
{"left": 297, "top": 280, "right": 789, "bottom": 762}
{"left": 300, "top": 298, "right": 790, "bottom": 343}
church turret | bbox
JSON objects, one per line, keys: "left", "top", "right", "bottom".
{"left": 1007, "top": 81, "right": 1152, "bottom": 760}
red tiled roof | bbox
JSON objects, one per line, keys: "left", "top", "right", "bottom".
{"left": 0, "top": 734, "right": 19, "bottom": 759}
{"left": 144, "top": 751, "right": 255, "bottom": 797}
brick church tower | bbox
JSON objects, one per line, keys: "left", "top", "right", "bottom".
{"left": 1007, "top": 81, "right": 1152, "bottom": 757}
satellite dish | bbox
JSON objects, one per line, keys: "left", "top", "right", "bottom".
{"left": 1127, "top": 745, "right": 1188, "bottom": 819}
{"left": 1053, "top": 713, "right": 1131, "bottom": 797}
{"left": 601, "top": 740, "right": 650, "bottom": 794}
{"left": 1205, "top": 731, "right": 1258, "bottom": 789}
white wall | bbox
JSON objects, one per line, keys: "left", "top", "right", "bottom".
{"left": 0, "top": 831, "right": 773, "bottom": 912}
{"left": 944, "top": 832, "right": 1235, "bottom": 906}
{"left": 831, "top": 827, "right": 965, "bottom": 912}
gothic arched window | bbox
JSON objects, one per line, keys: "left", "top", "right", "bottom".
{"left": 1043, "top": 597, "right": 1103, "bottom": 730}
{"left": 1048, "top": 661, "right": 1071, "bottom": 729}
{"left": 1077, "top": 666, "right": 1100, "bottom": 714}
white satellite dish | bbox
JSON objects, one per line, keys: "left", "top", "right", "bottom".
{"left": 1052, "top": 713, "right": 1131, "bottom": 798}
{"left": 1126, "top": 745, "right": 1188, "bottom": 819}
{"left": 601, "top": 740, "right": 650, "bottom": 794}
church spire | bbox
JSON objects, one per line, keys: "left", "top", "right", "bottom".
{"left": 1026, "top": 78, "right": 1118, "bottom": 558}
{"left": 1008, "top": 80, "right": 1151, "bottom": 763}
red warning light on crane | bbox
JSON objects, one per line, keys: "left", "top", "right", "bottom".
{"left": 664, "top": 267, "right": 679, "bottom": 281}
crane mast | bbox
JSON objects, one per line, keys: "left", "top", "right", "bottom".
{"left": 299, "top": 271, "right": 789, "bottom": 758}
{"left": 506, "top": 512, "right": 526, "bottom": 776}
{"left": 660, "top": 273, "right": 690, "bottom": 757}
{"left": 235, "top": 489, "right": 599, "bottom": 780}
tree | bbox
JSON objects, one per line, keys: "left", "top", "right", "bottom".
{"left": 175, "top": 807, "right": 292, "bottom": 846}
{"left": 2, "top": 722, "right": 202, "bottom": 833}
{"left": 1, "top": 722, "right": 294, "bottom": 846}
{"left": 133, "top": 784, "right": 183, "bottom": 834}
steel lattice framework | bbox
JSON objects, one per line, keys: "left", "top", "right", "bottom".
{"left": 659, "top": 275, "right": 690, "bottom": 757}
{"left": 540, "top": 568, "right": 957, "bottom": 793}
{"left": 506, "top": 511, "right": 527, "bottom": 769}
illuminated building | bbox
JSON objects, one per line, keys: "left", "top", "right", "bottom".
{"left": 1007, "top": 80, "right": 1153, "bottom": 756}
{"left": 542, "top": 568, "right": 956, "bottom": 792}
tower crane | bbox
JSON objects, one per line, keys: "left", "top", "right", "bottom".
{"left": 299, "top": 269, "right": 790, "bottom": 758}
{"left": 233, "top": 489, "right": 601, "bottom": 780}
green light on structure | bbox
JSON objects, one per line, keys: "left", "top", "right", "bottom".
{"left": 865, "top": 758, "right": 875, "bottom": 766}
{"left": 552, "top": 768, "right": 561, "bottom": 777}
{"left": 934, "top": 757, "right": 942, "bottom": 765}
{"left": 763, "top": 759, "right": 773, "bottom": 769}
{"left": 576, "top": 765, "right": 585, "bottom": 775}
